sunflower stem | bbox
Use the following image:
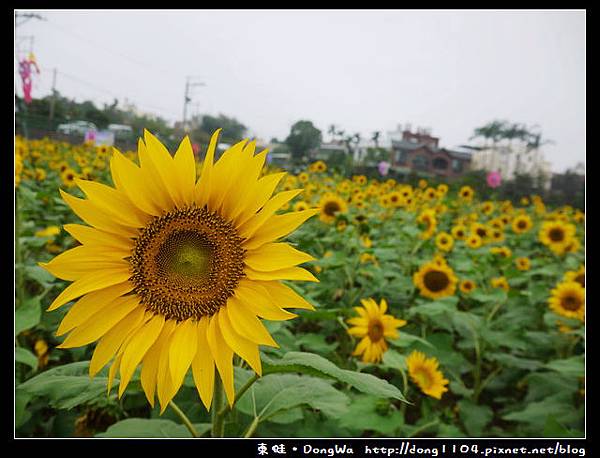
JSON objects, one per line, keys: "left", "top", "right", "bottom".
{"left": 169, "top": 400, "right": 199, "bottom": 438}
{"left": 407, "top": 419, "right": 439, "bottom": 438}
{"left": 15, "top": 191, "right": 25, "bottom": 309}
{"left": 211, "top": 375, "right": 225, "bottom": 437}
{"left": 218, "top": 373, "right": 259, "bottom": 418}
{"left": 243, "top": 416, "right": 260, "bottom": 438}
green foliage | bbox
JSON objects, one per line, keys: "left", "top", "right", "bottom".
{"left": 285, "top": 120, "right": 322, "bottom": 161}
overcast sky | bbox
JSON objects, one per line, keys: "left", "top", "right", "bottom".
{"left": 16, "top": 10, "right": 585, "bottom": 172}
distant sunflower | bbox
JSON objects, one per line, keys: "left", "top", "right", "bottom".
{"left": 61, "top": 168, "right": 79, "bottom": 188}
{"left": 319, "top": 193, "right": 347, "bottom": 223}
{"left": 347, "top": 298, "right": 406, "bottom": 363}
{"left": 293, "top": 201, "right": 310, "bottom": 212}
{"left": 41, "top": 129, "right": 318, "bottom": 413}
{"left": 490, "top": 276, "right": 510, "bottom": 292}
{"left": 388, "top": 191, "right": 403, "bottom": 207}
{"left": 435, "top": 232, "right": 454, "bottom": 252}
{"left": 406, "top": 350, "right": 449, "bottom": 399}
{"left": 451, "top": 225, "right": 467, "bottom": 240}
{"left": 298, "top": 172, "right": 309, "bottom": 184}
{"left": 310, "top": 160, "right": 327, "bottom": 173}
{"left": 466, "top": 233, "right": 483, "bottom": 249}
{"left": 417, "top": 209, "right": 437, "bottom": 240}
{"left": 564, "top": 265, "right": 585, "bottom": 288}
{"left": 549, "top": 281, "right": 585, "bottom": 321}
{"left": 515, "top": 257, "right": 531, "bottom": 271}
{"left": 481, "top": 201, "right": 495, "bottom": 215}
{"left": 459, "top": 186, "right": 474, "bottom": 202}
{"left": 489, "top": 246, "right": 512, "bottom": 258}
{"left": 471, "top": 223, "right": 489, "bottom": 241}
{"left": 539, "top": 221, "right": 576, "bottom": 255}
{"left": 413, "top": 261, "right": 457, "bottom": 299}
{"left": 459, "top": 279, "right": 476, "bottom": 294}
{"left": 511, "top": 214, "right": 533, "bottom": 234}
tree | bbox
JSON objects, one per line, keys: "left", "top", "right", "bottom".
{"left": 198, "top": 114, "right": 247, "bottom": 143}
{"left": 327, "top": 124, "right": 337, "bottom": 142}
{"left": 371, "top": 131, "right": 381, "bottom": 148}
{"left": 284, "top": 120, "right": 322, "bottom": 162}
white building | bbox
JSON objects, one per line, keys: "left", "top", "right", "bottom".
{"left": 470, "top": 144, "right": 552, "bottom": 190}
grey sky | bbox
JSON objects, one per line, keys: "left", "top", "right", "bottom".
{"left": 16, "top": 10, "right": 585, "bottom": 172}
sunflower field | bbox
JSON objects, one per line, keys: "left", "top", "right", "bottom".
{"left": 15, "top": 133, "right": 585, "bottom": 438}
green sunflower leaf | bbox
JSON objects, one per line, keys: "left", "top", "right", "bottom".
{"left": 15, "top": 295, "right": 42, "bottom": 335}
{"left": 96, "top": 419, "right": 211, "bottom": 438}
{"left": 261, "top": 351, "right": 407, "bottom": 402}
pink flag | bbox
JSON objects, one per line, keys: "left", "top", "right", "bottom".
{"left": 487, "top": 170, "right": 502, "bottom": 188}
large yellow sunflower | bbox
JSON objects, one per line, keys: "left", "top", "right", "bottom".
{"left": 346, "top": 298, "right": 406, "bottom": 363}
{"left": 40, "top": 129, "right": 319, "bottom": 413}
{"left": 549, "top": 281, "right": 585, "bottom": 321}
{"left": 406, "top": 350, "right": 449, "bottom": 399}
{"left": 413, "top": 261, "right": 458, "bottom": 299}
{"left": 539, "top": 221, "right": 576, "bottom": 255}
{"left": 319, "top": 193, "right": 348, "bottom": 223}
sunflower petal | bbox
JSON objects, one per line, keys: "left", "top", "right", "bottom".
{"left": 55, "top": 282, "right": 133, "bottom": 336}
{"left": 195, "top": 129, "right": 222, "bottom": 207}
{"left": 260, "top": 281, "right": 315, "bottom": 310}
{"left": 191, "top": 317, "right": 215, "bottom": 411}
{"left": 47, "top": 267, "right": 132, "bottom": 311}
{"left": 57, "top": 296, "right": 142, "bottom": 348}
{"left": 89, "top": 306, "right": 146, "bottom": 377}
{"left": 206, "top": 313, "right": 235, "bottom": 406}
{"left": 63, "top": 224, "right": 132, "bottom": 252}
{"left": 172, "top": 136, "right": 196, "bottom": 206}
{"left": 243, "top": 209, "right": 320, "bottom": 250}
{"left": 226, "top": 297, "right": 278, "bottom": 347}
{"left": 75, "top": 178, "right": 150, "bottom": 228}
{"left": 60, "top": 189, "right": 138, "bottom": 237}
{"left": 237, "top": 189, "right": 303, "bottom": 239}
{"left": 245, "top": 266, "right": 319, "bottom": 282}
{"left": 245, "top": 242, "right": 315, "bottom": 272}
{"left": 168, "top": 319, "right": 198, "bottom": 392}
{"left": 141, "top": 319, "right": 177, "bottom": 408}
{"left": 118, "top": 313, "right": 166, "bottom": 398}
{"left": 234, "top": 172, "right": 287, "bottom": 227}
{"left": 110, "top": 149, "right": 162, "bottom": 216}
{"left": 140, "top": 132, "right": 179, "bottom": 209}
{"left": 40, "top": 246, "right": 129, "bottom": 281}
{"left": 234, "top": 281, "right": 297, "bottom": 321}
{"left": 218, "top": 308, "right": 262, "bottom": 376}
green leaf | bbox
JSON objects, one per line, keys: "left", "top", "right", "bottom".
{"left": 544, "top": 356, "right": 584, "bottom": 378}
{"left": 458, "top": 399, "right": 493, "bottom": 436}
{"left": 96, "top": 419, "right": 210, "bottom": 438}
{"left": 235, "top": 372, "right": 348, "bottom": 421}
{"left": 487, "top": 353, "right": 543, "bottom": 371}
{"left": 502, "top": 395, "right": 578, "bottom": 428}
{"left": 295, "top": 333, "right": 338, "bottom": 355}
{"left": 411, "top": 297, "right": 458, "bottom": 317}
{"left": 338, "top": 394, "right": 404, "bottom": 435}
{"left": 15, "top": 389, "right": 32, "bottom": 428}
{"left": 469, "top": 289, "right": 507, "bottom": 303}
{"left": 262, "top": 351, "right": 407, "bottom": 402}
{"left": 389, "top": 332, "right": 435, "bottom": 349}
{"left": 15, "top": 295, "right": 42, "bottom": 335}
{"left": 17, "top": 361, "right": 117, "bottom": 409}
{"left": 24, "top": 265, "right": 56, "bottom": 286}
{"left": 382, "top": 349, "right": 406, "bottom": 371}
{"left": 543, "top": 415, "right": 578, "bottom": 438}
{"left": 15, "top": 347, "right": 38, "bottom": 370}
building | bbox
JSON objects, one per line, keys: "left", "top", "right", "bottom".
{"left": 470, "top": 143, "right": 552, "bottom": 190}
{"left": 389, "top": 126, "right": 472, "bottom": 179}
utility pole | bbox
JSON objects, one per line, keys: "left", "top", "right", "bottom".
{"left": 182, "top": 76, "right": 205, "bottom": 133}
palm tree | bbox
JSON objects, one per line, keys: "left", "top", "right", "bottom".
{"left": 328, "top": 124, "right": 337, "bottom": 143}
{"left": 371, "top": 131, "right": 381, "bottom": 148}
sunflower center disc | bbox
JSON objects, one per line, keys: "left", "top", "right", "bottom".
{"left": 324, "top": 201, "right": 340, "bottom": 216}
{"left": 517, "top": 220, "right": 527, "bottom": 229}
{"left": 424, "top": 270, "right": 450, "bottom": 292}
{"left": 414, "top": 369, "right": 433, "bottom": 389}
{"left": 575, "top": 274, "right": 585, "bottom": 288}
{"left": 549, "top": 228, "right": 565, "bottom": 242}
{"left": 561, "top": 294, "right": 581, "bottom": 311}
{"left": 368, "top": 320, "right": 384, "bottom": 343}
{"left": 130, "top": 206, "right": 245, "bottom": 321}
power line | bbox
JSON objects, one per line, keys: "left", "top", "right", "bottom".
{"left": 42, "top": 19, "right": 172, "bottom": 74}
